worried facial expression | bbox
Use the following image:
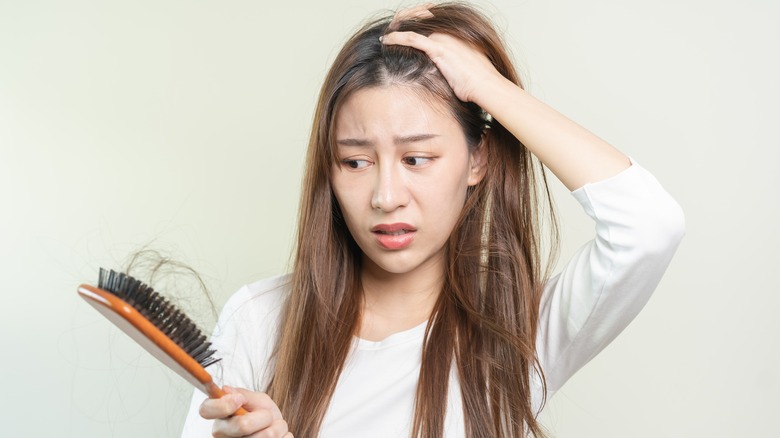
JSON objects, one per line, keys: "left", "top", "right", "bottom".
{"left": 331, "top": 85, "right": 485, "bottom": 279}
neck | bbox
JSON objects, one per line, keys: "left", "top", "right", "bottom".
{"left": 358, "top": 254, "right": 444, "bottom": 341}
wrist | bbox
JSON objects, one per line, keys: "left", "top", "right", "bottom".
{"left": 471, "top": 74, "right": 524, "bottom": 119}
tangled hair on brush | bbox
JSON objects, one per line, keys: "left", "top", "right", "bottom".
{"left": 124, "top": 247, "right": 220, "bottom": 331}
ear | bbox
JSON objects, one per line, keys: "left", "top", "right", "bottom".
{"left": 467, "top": 137, "right": 487, "bottom": 186}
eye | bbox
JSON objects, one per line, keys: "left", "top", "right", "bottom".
{"left": 341, "top": 158, "right": 372, "bottom": 169}
{"left": 402, "top": 156, "right": 433, "bottom": 167}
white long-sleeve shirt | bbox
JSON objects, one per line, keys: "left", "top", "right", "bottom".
{"left": 181, "top": 162, "right": 685, "bottom": 437}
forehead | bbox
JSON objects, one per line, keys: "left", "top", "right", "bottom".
{"left": 334, "top": 85, "right": 457, "bottom": 137}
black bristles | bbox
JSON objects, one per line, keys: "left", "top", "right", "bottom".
{"left": 97, "top": 268, "right": 221, "bottom": 369}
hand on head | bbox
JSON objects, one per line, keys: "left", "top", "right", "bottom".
{"left": 381, "top": 4, "right": 507, "bottom": 105}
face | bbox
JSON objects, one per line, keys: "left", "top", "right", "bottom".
{"left": 331, "top": 85, "right": 485, "bottom": 281}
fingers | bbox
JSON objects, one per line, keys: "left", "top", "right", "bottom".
{"left": 381, "top": 29, "right": 498, "bottom": 103}
{"left": 244, "top": 420, "right": 292, "bottom": 438}
{"left": 201, "top": 387, "right": 290, "bottom": 437}
{"left": 388, "top": 3, "right": 435, "bottom": 31}
{"left": 199, "top": 391, "right": 247, "bottom": 420}
{"left": 225, "top": 386, "right": 283, "bottom": 420}
{"left": 212, "top": 412, "right": 288, "bottom": 438}
{"left": 381, "top": 31, "right": 440, "bottom": 57}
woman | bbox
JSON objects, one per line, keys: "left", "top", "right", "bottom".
{"left": 182, "top": 3, "right": 685, "bottom": 437}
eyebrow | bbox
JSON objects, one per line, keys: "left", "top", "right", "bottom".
{"left": 336, "top": 133, "right": 439, "bottom": 146}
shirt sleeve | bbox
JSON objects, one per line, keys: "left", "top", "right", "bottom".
{"left": 536, "top": 161, "right": 685, "bottom": 393}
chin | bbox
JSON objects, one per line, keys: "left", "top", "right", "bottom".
{"left": 371, "top": 259, "right": 420, "bottom": 275}
{"left": 364, "top": 250, "right": 441, "bottom": 277}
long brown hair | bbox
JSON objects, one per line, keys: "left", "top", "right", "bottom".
{"left": 267, "top": 3, "right": 558, "bottom": 436}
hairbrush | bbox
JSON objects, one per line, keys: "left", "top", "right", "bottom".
{"left": 78, "top": 268, "right": 247, "bottom": 415}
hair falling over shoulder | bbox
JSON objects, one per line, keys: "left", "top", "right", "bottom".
{"left": 266, "top": 3, "right": 558, "bottom": 437}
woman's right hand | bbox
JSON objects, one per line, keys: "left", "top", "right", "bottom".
{"left": 199, "top": 386, "right": 292, "bottom": 438}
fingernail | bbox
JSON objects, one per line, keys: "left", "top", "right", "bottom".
{"left": 379, "top": 36, "right": 384, "bottom": 42}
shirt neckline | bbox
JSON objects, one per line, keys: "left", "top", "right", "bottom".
{"left": 354, "top": 320, "right": 429, "bottom": 350}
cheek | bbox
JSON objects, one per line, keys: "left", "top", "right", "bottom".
{"left": 419, "top": 173, "right": 470, "bottom": 231}
{"left": 330, "top": 170, "right": 351, "bottom": 205}
{"left": 429, "top": 161, "right": 471, "bottom": 203}
{"left": 331, "top": 177, "right": 364, "bottom": 228}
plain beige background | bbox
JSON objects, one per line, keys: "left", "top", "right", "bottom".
{"left": 1, "top": 0, "right": 778, "bottom": 436}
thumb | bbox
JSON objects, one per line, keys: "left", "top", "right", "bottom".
{"left": 223, "top": 386, "right": 283, "bottom": 420}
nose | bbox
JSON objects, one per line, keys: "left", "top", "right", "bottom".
{"left": 371, "top": 162, "right": 410, "bottom": 212}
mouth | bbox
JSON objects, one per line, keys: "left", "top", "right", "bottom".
{"left": 371, "top": 223, "right": 416, "bottom": 250}
{"left": 371, "top": 223, "right": 416, "bottom": 234}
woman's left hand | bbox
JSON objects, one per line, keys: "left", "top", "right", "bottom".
{"left": 381, "top": 29, "right": 506, "bottom": 105}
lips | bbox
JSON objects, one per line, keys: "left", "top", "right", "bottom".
{"left": 371, "top": 223, "right": 416, "bottom": 233}
{"left": 371, "top": 223, "right": 416, "bottom": 250}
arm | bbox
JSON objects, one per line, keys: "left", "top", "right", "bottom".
{"left": 537, "top": 162, "right": 684, "bottom": 391}
{"left": 475, "top": 79, "right": 630, "bottom": 190}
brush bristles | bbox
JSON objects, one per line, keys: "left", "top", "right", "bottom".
{"left": 98, "top": 268, "right": 221, "bottom": 369}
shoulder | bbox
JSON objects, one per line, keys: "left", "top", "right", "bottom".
{"left": 216, "top": 273, "right": 291, "bottom": 331}
{"left": 209, "top": 274, "right": 291, "bottom": 389}
{"left": 211, "top": 273, "right": 291, "bottom": 354}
